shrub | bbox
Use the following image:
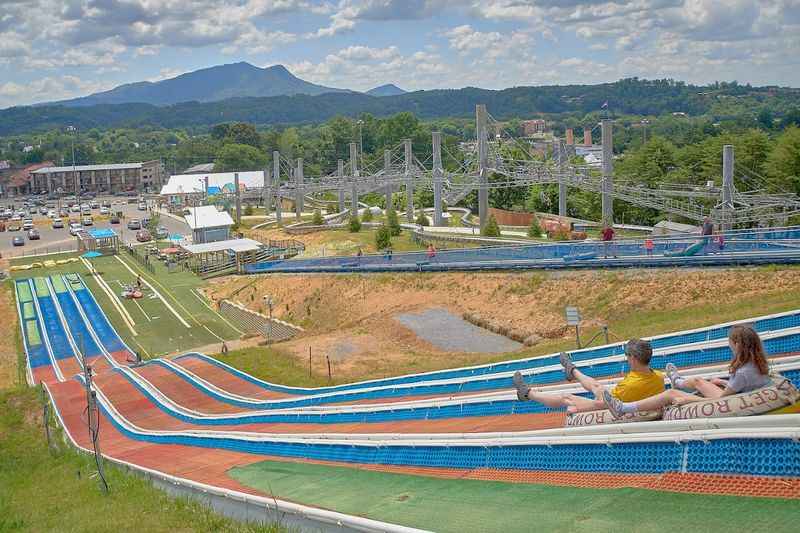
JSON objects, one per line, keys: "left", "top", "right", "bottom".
{"left": 386, "top": 208, "right": 401, "bottom": 236}
{"left": 312, "top": 209, "right": 324, "bottom": 225}
{"left": 244, "top": 204, "right": 254, "bottom": 216}
{"left": 415, "top": 212, "right": 430, "bottom": 226}
{"left": 348, "top": 214, "right": 361, "bottom": 233}
{"left": 481, "top": 214, "right": 501, "bottom": 237}
{"left": 375, "top": 224, "right": 391, "bottom": 249}
{"left": 326, "top": 203, "right": 338, "bottom": 214}
{"left": 527, "top": 216, "right": 542, "bottom": 238}
{"left": 361, "top": 208, "right": 373, "bottom": 222}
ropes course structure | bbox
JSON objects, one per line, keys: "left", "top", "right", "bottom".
{"left": 241, "top": 105, "right": 800, "bottom": 229}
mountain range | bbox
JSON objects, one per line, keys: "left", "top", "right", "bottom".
{"left": 47, "top": 62, "right": 405, "bottom": 107}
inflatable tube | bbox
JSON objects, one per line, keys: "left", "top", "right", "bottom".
{"left": 663, "top": 374, "right": 800, "bottom": 421}
{"left": 565, "top": 409, "right": 662, "bottom": 427}
{"left": 665, "top": 241, "right": 704, "bottom": 257}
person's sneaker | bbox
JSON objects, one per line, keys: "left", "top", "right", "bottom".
{"left": 603, "top": 389, "right": 625, "bottom": 419}
{"left": 512, "top": 371, "right": 530, "bottom": 401}
{"left": 559, "top": 352, "right": 577, "bottom": 381}
{"left": 665, "top": 363, "right": 684, "bottom": 389}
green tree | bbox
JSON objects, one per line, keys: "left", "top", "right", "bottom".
{"left": 482, "top": 214, "right": 501, "bottom": 237}
{"left": 214, "top": 143, "right": 268, "bottom": 171}
{"left": 527, "top": 216, "right": 542, "bottom": 238}
{"left": 415, "top": 212, "right": 430, "bottom": 226}
{"left": 225, "top": 122, "right": 261, "bottom": 148}
{"left": 361, "top": 207, "right": 373, "bottom": 222}
{"left": 312, "top": 209, "right": 324, "bottom": 225}
{"left": 348, "top": 214, "right": 362, "bottom": 233}
{"left": 375, "top": 224, "right": 391, "bottom": 249}
{"left": 386, "top": 208, "right": 401, "bottom": 236}
{"left": 766, "top": 126, "right": 800, "bottom": 194}
{"left": 244, "top": 204, "right": 254, "bottom": 216}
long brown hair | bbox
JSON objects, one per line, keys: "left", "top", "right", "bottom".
{"left": 728, "top": 324, "right": 769, "bottom": 375}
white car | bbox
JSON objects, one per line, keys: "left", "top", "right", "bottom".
{"left": 47, "top": 210, "right": 56, "bottom": 218}
{"left": 70, "top": 204, "right": 81, "bottom": 213}
{"left": 22, "top": 219, "right": 34, "bottom": 230}
{"left": 99, "top": 207, "right": 110, "bottom": 215}
{"left": 69, "top": 222, "right": 82, "bottom": 235}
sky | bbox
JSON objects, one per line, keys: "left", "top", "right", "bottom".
{"left": 0, "top": 0, "right": 799, "bottom": 109}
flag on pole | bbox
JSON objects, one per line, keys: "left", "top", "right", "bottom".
{"left": 601, "top": 101, "right": 609, "bottom": 109}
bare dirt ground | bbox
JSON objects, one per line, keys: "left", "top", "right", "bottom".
{"left": 204, "top": 267, "right": 800, "bottom": 381}
{"left": 0, "top": 257, "right": 20, "bottom": 389}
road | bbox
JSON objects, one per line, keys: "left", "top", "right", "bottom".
{"left": 1, "top": 196, "right": 190, "bottom": 258}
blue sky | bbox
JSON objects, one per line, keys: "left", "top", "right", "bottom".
{"left": 1, "top": 1, "right": 799, "bottom": 108}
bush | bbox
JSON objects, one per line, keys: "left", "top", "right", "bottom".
{"left": 326, "top": 203, "right": 338, "bottom": 215}
{"left": 481, "top": 214, "right": 501, "bottom": 237}
{"left": 527, "top": 216, "right": 542, "bottom": 238}
{"left": 386, "top": 208, "right": 401, "bottom": 236}
{"left": 361, "top": 208, "right": 373, "bottom": 222}
{"left": 415, "top": 212, "right": 430, "bottom": 226}
{"left": 244, "top": 204, "right": 254, "bottom": 216}
{"left": 375, "top": 224, "right": 391, "bottom": 249}
{"left": 312, "top": 209, "right": 324, "bottom": 225}
{"left": 348, "top": 214, "right": 361, "bottom": 232}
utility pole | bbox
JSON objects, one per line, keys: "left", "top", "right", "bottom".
{"left": 337, "top": 160, "right": 346, "bottom": 213}
{"left": 384, "top": 149, "right": 392, "bottom": 212}
{"left": 273, "top": 151, "right": 282, "bottom": 226}
{"left": 557, "top": 140, "right": 567, "bottom": 217}
{"left": 722, "top": 144, "right": 734, "bottom": 231}
{"left": 601, "top": 119, "right": 614, "bottom": 224}
{"left": 67, "top": 126, "right": 79, "bottom": 201}
{"left": 350, "top": 142, "right": 359, "bottom": 216}
{"left": 78, "top": 333, "right": 108, "bottom": 493}
{"left": 295, "top": 158, "right": 304, "bottom": 220}
{"left": 476, "top": 105, "right": 489, "bottom": 229}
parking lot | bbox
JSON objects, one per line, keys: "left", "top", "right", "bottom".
{"left": 1, "top": 196, "right": 191, "bottom": 257}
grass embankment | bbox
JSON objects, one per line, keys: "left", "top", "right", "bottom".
{"left": 231, "top": 460, "right": 799, "bottom": 533}
{"left": 0, "top": 387, "right": 287, "bottom": 533}
{"left": 9, "top": 252, "right": 241, "bottom": 358}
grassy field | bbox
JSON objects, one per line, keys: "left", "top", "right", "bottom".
{"left": 8, "top": 251, "right": 241, "bottom": 358}
{"left": 0, "top": 386, "right": 287, "bottom": 533}
{"left": 231, "top": 460, "right": 799, "bottom": 533}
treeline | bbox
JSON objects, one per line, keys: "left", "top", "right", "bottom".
{"left": 2, "top": 78, "right": 800, "bottom": 136}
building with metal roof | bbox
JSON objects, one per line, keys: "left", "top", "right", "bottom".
{"left": 28, "top": 160, "right": 164, "bottom": 194}
{"left": 184, "top": 205, "right": 235, "bottom": 244}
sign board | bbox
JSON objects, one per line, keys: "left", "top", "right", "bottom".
{"left": 565, "top": 306, "right": 581, "bottom": 326}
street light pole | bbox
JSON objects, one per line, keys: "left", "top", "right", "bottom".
{"left": 67, "top": 126, "right": 78, "bottom": 201}
{"left": 264, "top": 295, "right": 274, "bottom": 344}
{"left": 357, "top": 119, "right": 364, "bottom": 168}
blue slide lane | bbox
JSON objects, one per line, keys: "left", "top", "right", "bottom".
{"left": 71, "top": 285, "right": 126, "bottom": 354}
{"left": 16, "top": 280, "right": 51, "bottom": 369}
{"left": 55, "top": 290, "right": 102, "bottom": 358}
{"left": 35, "top": 292, "right": 76, "bottom": 361}
{"left": 175, "top": 311, "right": 800, "bottom": 398}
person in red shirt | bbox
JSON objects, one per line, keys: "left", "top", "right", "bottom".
{"left": 601, "top": 223, "right": 617, "bottom": 258}
{"left": 644, "top": 238, "right": 654, "bottom": 256}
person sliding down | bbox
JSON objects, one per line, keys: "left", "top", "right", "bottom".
{"left": 602, "top": 324, "right": 772, "bottom": 419}
{"left": 512, "top": 339, "right": 664, "bottom": 414}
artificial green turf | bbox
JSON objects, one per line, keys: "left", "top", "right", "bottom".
{"left": 24, "top": 321, "right": 40, "bottom": 346}
{"left": 32, "top": 277, "right": 49, "bottom": 298}
{"left": 15, "top": 281, "right": 32, "bottom": 303}
{"left": 49, "top": 275, "right": 67, "bottom": 294}
{"left": 231, "top": 460, "right": 799, "bottom": 533}
{"left": 22, "top": 302, "right": 34, "bottom": 320}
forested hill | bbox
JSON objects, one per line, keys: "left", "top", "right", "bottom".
{"left": 2, "top": 78, "right": 798, "bottom": 135}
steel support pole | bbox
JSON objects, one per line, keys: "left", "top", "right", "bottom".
{"left": 476, "top": 105, "right": 489, "bottom": 228}
{"left": 264, "top": 166, "right": 271, "bottom": 215}
{"left": 384, "top": 149, "right": 393, "bottom": 212}
{"left": 557, "top": 141, "right": 567, "bottom": 217}
{"left": 404, "top": 139, "right": 414, "bottom": 222}
{"left": 350, "top": 143, "right": 359, "bottom": 216}
{"left": 273, "top": 151, "right": 282, "bottom": 226}
{"left": 233, "top": 172, "right": 242, "bottom": 225}
{"left": 722, "top": 144, "right": 734, "bottom": 230}
{"left": 601, "top": 119, "right": 614, "bottom": 224}
{"left": 295, "top": 158, "right": 303, "bottom": 220}
{"left": 432, "top": 131, "right": 444, "bottom": 226}
{"left": 337, "top": 159, "right": 346, "bottom": 213}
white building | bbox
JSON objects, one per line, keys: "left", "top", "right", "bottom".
{"left": 160, "top": 171, "right": 264, "bottom": 207}
{"left": 184, "top": 205, "right": 235, "bottom": 244}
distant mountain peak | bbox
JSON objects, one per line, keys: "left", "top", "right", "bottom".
{"left": 48, "top": 63, "right": 347, "bottom": 108}
{"left": 366, "top": 84, "right": 407, "bottom": 96}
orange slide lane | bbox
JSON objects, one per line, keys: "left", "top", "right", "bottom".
{"left": 170, "top": 356, "right": 296, "bottom": 400}
{"left": 47, "top": 379, "right": 800, "bottom": 500}
{"left": 90, "top": 368, "right": 569, "bottom": 434}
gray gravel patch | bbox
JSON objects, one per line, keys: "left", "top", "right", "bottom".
{"left": 396, "top": 307, "right": 523, "bottom": 353}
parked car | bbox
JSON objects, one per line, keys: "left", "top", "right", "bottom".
{"left": 59, "top": 208, "right": 69, "bottom": 217}
{"left": 155, "top": 225, "right": 169, "bottom": 239}
{"left": 110, "top": 215, "right": 121, "bottom": 224}
{"left": 138, "top": 202, "right": 147, "bottom": 211}
{"left": 7, "top": 222, "right": 20, "bottom": 231}
{"left": 136, "top": 229, "right": 152, "bottom": 242}
{"left": 70, "top": 204, "right": 81, "bottom": 213}
{"left": 27, "top": 228, "right": 40, "bottom": 240}
{"left": 47, "top": 210, "right": 56, "bottom": 218}
{"left": 12, "top": 236, "right": 24, "bottom": 246}
{"left": 141, "top": 217, "right": 151, "bottom": 227}
{"left": 69, "top": 222, "right": 82, "bottom": 236}
{"left": 101, "top": 200, "right": 111, "bottom": 208}
{"left": 90, "top": 201, "right": 100, "bottom": 209}
{"left": 82, "top": 216, "right": 93, "bottom": 226}
{"left": 22, "top": 219, "right": 34, "bottom": 230}
{"left": 52, "top": 218, "right": 64, "bottom": 229}
{"left": 99, "top": 207, "right": 110, "bottom": 215}
{"left": 39, "top": 206, "right": 48, "bottom": 215}
{"left": 127, "top": 218, "right": 141, "bottom": 230}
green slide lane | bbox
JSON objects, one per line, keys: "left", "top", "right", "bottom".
{"left": 22, "top": 302, "right": 35, "bottom": 320}
{"left": 25, "top": 320, "right": 41, "bottom": 346}
{"left": 230, "top": 461, "right": 800, "bottom": 533}
{"left": 49, "top": 275, "right": 67, "bottom": 294}
{"left": 16, "top": 281, "right": 33, "bottom": 303}
{"left": 33, "top": 277, "right": 50, "bottom": 298}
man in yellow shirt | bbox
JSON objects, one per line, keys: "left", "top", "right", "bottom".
{"left": 513, "top": 339, "right": 664, "bottom": 413}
